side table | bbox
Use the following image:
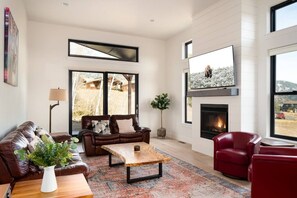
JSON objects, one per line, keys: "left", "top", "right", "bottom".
{"left": 261, "top": 138, "right": 295, "bottom": 147}
{"left": 12, "top": 174, "right": 93, "bottom": 198}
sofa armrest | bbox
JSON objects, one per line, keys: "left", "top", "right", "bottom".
{"left": 247, "top": 135, "right": 262, "bottom": 159}
{"left": 136, "top": 127, "right": 151, "bottom": 133}
{"left": 51, "top": 132, "right": 71, "bottom": 143}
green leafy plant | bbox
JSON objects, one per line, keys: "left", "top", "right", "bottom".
{"left": 151, "top": 93, "right": 170, "bottom": 128}
{"left": 14, "top": 135, "right": 78, "bottom": 167}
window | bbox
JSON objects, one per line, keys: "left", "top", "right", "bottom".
{"left": 185, "top": 41, "right": 193, "bottom": 59}
{"left": 271, "top": 1, "right": 297, "bottom": 32}
{"left": 185, "top": 72, "right": 192, "bottom": 123}
{"left": 271, "top": 50, "right": 297, "bottom": 141}
{"left": 69, "top": 70, "right": 139, "bottom": 136}
{"left": 68, "top": 39, "right": 139, "bottom": 62}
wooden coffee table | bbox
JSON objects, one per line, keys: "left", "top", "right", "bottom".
{"left": 101, "top": 142, "right": 171, "bottom": 183}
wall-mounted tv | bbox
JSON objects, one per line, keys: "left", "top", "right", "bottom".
{"left": 188, "top": 46, "right": 235, "bottom": 89}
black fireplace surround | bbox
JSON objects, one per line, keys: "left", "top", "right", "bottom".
{"left": 201, "top": 104, "right": 228, "bottom": 140}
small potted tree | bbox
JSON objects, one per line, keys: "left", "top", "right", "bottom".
{"left": 151, "top": 93, "right": 170, "bottom": 138}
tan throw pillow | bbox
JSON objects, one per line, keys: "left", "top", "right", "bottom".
{"left": 28, "top": 136, "right": 43, "bottom": 152}
{"left": 117, "top": 118, "right": 135, "bottom": 133}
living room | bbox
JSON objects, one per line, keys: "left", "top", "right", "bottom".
{"left": 1, "top": 0, "right": 297, "bottom": 197}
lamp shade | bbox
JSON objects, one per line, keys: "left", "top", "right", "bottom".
{"left": 49, "top": 88, "right": 67, "bottom": 101}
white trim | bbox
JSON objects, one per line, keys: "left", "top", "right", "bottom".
{"left": 269, "top": 43, "right": 297, "bottom": 56}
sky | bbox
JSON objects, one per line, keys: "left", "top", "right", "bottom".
{"left": 276, "top": 2, "right": 297, "bottom": 30}
{"left": 276, "top": 50, "right": 297, "bottom": 84}
{"left": 189, "top": 46, "right": 234, "bottom": 73}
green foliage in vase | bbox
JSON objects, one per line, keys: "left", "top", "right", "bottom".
{"left": 14, "top": 135, "right": 78, "bottom": 167}
{"left": 150, "top": 93, "right": 170, "bottom": 110}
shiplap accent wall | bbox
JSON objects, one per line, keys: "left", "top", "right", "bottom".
{"left": 191, "top": 0, "right": 257, "bottom": 156}
{"left": 240, "top": 0, "right": 257, "bottom": 131}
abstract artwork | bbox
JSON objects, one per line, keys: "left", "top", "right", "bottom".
{"left": 4, "top": 7, "right": 19, "bottom": 86}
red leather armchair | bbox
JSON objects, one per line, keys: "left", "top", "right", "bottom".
{"left": 213, "top": 132, "right": 261, "bottom": 179}
{"left": 249, "top": 146, "right": 297, "bottom": 198}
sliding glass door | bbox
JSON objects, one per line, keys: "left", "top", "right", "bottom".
{"left": 69, "top": 70, "right": 138, "bottom": 136}
{"left": 107, "top": 73, "right": 136, "bottom": 115}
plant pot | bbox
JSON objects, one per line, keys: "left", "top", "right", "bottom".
{"left": 157, "top": 128, "right": 166, "bottom": 138}
{"left": 41, "top": 165, "right": 57, "bottom": 193}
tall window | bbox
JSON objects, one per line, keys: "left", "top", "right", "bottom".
{"left": 184, "top": 40, "right": 192, "bottom": 123}
{"left": 271, "top": 50, "right": 297, "bottom": 141}
{"left": 185, "top": 72, "right": 192, "bottom": 123}
{"left": 185, "top": 41, "right": 193, "bottom": 59}
{"left": 271, "top": 1, "right": 297, "bottom": 32}
{"left": 69, "top": 70, "right": 139, "bottom": 136}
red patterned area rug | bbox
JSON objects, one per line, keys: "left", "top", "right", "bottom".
{"left": 80, "top": 151, "right": 250, "bottom": 198}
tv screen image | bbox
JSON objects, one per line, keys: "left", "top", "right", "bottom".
{"left": 188, "top": 46, "right": 235, "bottom": 89}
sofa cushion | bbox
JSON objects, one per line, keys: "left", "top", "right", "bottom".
{"left": 35, "top": 128, "right": 55, "bottom": 143}
{"left": 110, "top": 115, "right": 139, "bottom": 134}
{"left": 216, "top": 148, "right": 249, "bottom": 165}
{"left": 117, "top": 118, "right": 135, "bottom": 133}
{"left": 0, "top": 131, "right": 30, "bottom": 178}
{"left": 28, "top": 136, "right": 43, "bottom": 152}
{"left": 93, "top": 134, "right": 120, "bottom": 145}
{"left": 17, "top": 121, "right": 37, "bottom": 142}
{"left": 119, "top": 132, "right": 143, "bottom": 143}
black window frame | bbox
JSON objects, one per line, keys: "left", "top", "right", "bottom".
{"left": 271, "top": 0, "right": 297, "bottom": 32}
{"left": 68, "top": 39, "right": 139, "bottom": 62}
{"left": 68, "top": 70, "right": 139, "bottom": 136}
{"left": 185, "top": 72, "right": 192, "bottom": 124}
{"left": 270, "top": 55, "right": 297, "bottom": 141}
{"left": 184, "top": 40, "right": 192, "bottom": 59}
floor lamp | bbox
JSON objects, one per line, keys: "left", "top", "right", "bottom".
{"left": 49, "top": 88, "right": 66, "bottom": 133}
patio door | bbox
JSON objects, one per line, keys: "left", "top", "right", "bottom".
{"left": 69, "top": 70, "right": 139, "bottom": 136}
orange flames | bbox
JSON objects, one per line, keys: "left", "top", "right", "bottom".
{"left": 216, "top": 117, "right": 226, "bottom": 130}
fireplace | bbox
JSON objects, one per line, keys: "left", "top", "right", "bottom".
{"left": 201, "top": 104, "right": 228, "bottom": 140}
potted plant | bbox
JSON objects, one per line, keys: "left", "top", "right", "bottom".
{"left": 151, "top": 93, "right": 171, "bottom": 138}
{"left": 14, "top": 135, "right": 78, "bottom": 193}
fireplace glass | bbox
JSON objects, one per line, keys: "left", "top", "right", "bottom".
{"left": 201, "top": 104, "right": 228, "bottom": 140}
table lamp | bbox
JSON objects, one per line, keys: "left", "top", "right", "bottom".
{"left": 49, "top": 87, "right": 67, "bottom": 133}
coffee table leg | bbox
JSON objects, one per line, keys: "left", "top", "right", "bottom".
{"left": 108, "top": 153, "right": 124, "bottom": 167}
{"left": 159, "top": 162, "right": 162, "bottom": 177}
{"left": 127, "top": 163, "right": 163, "bottom": 184}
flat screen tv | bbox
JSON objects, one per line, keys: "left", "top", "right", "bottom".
{"left": 188, "top": 46, "right": 235, "bottom": 89}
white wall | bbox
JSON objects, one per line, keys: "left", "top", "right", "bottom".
{"left": 27, "top": 21, "right": 165, "bottom": 135}
{"left": 0, "top": 1, "right": 28, "bottom": 138}
{"left": 164, "top": 28, "right": 193, "bottom": 143}
{"left": 257, "top": 0, "right": 297, "bottom": 139}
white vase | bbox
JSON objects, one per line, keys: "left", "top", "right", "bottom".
{"left": 41, "top": 165, "right": 57, "bottom": 193}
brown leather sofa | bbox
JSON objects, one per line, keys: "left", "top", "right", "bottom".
{"left": 80, "top": 114, "right": 151, "bottom": 156}
{"left": 0, "top": 121, "right": 89, "bottom": 186}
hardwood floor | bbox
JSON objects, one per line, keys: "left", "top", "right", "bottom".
{"left": 150, "top": 137, "right": 251, "bottom": 189}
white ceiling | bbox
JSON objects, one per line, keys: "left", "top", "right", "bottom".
{"left": 24, "top": 0, "right": 219, "bottom": 40}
